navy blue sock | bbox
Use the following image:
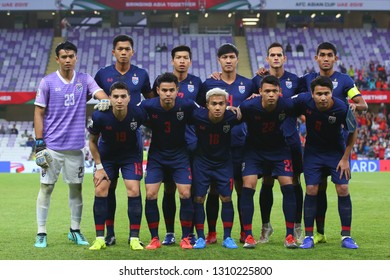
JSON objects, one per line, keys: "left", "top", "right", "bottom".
{"left": 93, "top": 196, "right": 107, "bottom": 237}
{"left": 180, "top": 198, "right": 194, "bottom": 239}
{"left": 240, "top": 187, "right": 255, "bottom": 236}
{"left": 221, "top": 201, "right": 234, "bottom": 240}
{"left": 338, "top": 194, "right": 352, "bottom": 237}
{"left": 162, "top": 190, "right": 176, "bottom": 233}
{"left": 106, "top": 187, "right": 116, "bottom": 236}
{"left": 145, "top": 199, "right": 159, "bottom": 239}
{"left": 193, "top": 201, "right": 205, "bottom": 239}
{"left": 206, "top": 192, "right": 219, "bottom": 233}
{"left": 303, "top": 194, "right": 317, "bottom": 236}
{"left": 280, "top": 184, "right": 296, "bottom": 236}
{"left": 316, "top": 190, "right": 327, "bottom": 234}
{"left": 259, "top": 183, "right": 273, "bottom": 224}
{"left": 128, "top": 196, "right": 142, "bottom": 238}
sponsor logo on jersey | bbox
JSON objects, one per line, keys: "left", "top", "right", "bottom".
{"left": 177, "top": 111, "right": 184, "bottom": 120}
{"left": 107, "top": 78, "right": 113, "bottom": 83}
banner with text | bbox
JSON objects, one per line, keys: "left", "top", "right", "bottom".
{"left": 0, "top": 0, "right": 389, "bottom": 11}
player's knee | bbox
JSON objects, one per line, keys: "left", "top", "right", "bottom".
{"left": 220, "top": 196, "right": 231, "bottom": 203}
{"left": 194, "top": 196, "right": 205, "bottom": 204}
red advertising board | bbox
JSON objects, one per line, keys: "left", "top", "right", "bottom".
{"left": 360, "top": 90, "right": 390, "bottom": 104}
{"left": 0, "top": 92, "right": 36, "bottom": 104}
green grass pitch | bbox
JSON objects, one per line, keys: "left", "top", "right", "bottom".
{"left": 0, "top": 172, "right": 389, "bottom": 260}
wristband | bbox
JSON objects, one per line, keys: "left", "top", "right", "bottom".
{"left": 226, "top": 106, "right": 231, "bottom": 110}
{"left": 96, "top": 163, "right": 103, "bottom": 170}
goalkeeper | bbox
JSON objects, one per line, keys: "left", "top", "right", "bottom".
{"left": 33, "top": 41, "right": 109, "bottom": 248}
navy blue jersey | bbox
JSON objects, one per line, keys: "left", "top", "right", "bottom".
{"left": 240, "top": 96, "right": 293, "bottom": 151}
{"left": 291, "top": 92, "right": 352, "bottom": 153}
{"left": 153, "top": 73, "right": 202, "bottom": 151}
{"left": 94, "top": 64, "right": 152, "bottom": 105}
{"left": 299, "top": 71, "right": 360, "bottom": 105}
{"left": 253, "top": 71, "right": 301, "bottom": 139}
{"left": 252, "top": 70, "right": 300, "bottom": 98}
{"left": 138, "top": 97, "right": 198, "bottom": 154}
{"left": 197, "top": 74, "right": 256, "bottom": 147}
{"left": 88, "top": 104, "right": 146, "bottom": 161}
{"left": 190, "top": 108, "right": 240, "bottom": 163}
{"left": 153, "top": 73, "right": 202, "bottom": 101}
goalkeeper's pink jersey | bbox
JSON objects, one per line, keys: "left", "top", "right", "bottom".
{"left": 34, "top": 70, "right": 102, "bottom": 150}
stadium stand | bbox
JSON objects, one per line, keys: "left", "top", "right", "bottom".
{"left": 245, "top": 27, "right": 390, "bottom": 77}
{"left": 0, "top": 28, "right": 53, "bottom": 91}
{"left": 66, "top": 27, "right": 233, "bottom": 82}
{"left": 0, "top": 120, "right": 34, "bottom": 161}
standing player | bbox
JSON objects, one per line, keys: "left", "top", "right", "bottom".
{"left": 291, "top": 76, "right": 359, "bottom": 249}
{"left": 239, "top": 75, "right": 298, "bottom": 249}
{"left": 139, "top": 72, "right": 198, "bottom": 250}
{"left": 34, "top": 41, "right": 109, "bottom": 248}
{"left": 94, "top": 34, "right": 154, "bottom": 246}
{"left": 299, "top": 42, "right": 367, "bottom": 244}
{"left": 191, "top": 88, "right": 240, "bottom": 250}
{"left": 152, "top": 45, "right": 202, "bottom": 246}
{"left": 88, "top": 82, "right": 146, "bottom": 251}
{"left": 197, "top": 43, "right": 256, "bottom": 244}
{"left": 252, "top": 42, "right": 304, "bottom": 244}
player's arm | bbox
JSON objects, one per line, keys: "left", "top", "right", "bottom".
{"left": 350, "top": 92, "right": 368, "bottom": 112}
{"left": 34, "top": 105, "right": 52, "bottom": 169}
{"left": 337, "top": 109, "right": 358, "bottom": 180}
{"left": 89, "top": 133, "right": 110, "bottom": 187}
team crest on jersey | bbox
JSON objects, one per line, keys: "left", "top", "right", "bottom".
{"left": 279, "top": 112, "right": 286, "bottom": 121}
{"left": 76, "top": 83, "right": 83, "bottom": 93}
{"left": 132, "top": 76, "right": 139, "bottom": 85}
{"left": 332, "top": 79, "right": 338, "bottom": 89}
{"left": 130, "top": 121, "right": 138, "bottom": 130}
{"left": 177, "top": 111, "right": 184, "bottom": 120}
{"left": 285, "top": 80, "right": 292, "bottom": 89}
{"left": 223, "top": 125, "right": 231, "bottom": 133}
{"left": 188, "top": 84, "right": 194, "bottom": 93}
{"left": 238, "top": 85, "right": 245, "bottom": 94}
{"left": 328, "top": 116, "right": 336, "bottom": 124}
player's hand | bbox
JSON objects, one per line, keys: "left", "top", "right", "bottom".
{"left": 35, "top": 138, "right": 53, "bottom": 169}
{"left": 210, "top": 71, "right": 222, "bottom": 80}
{"left": 93, "top": 99, "right": 111, "bottom": 111}
{"left": 227, "top": 106, "right": 242, "bottom": 120}
{"left": 336, "top": 158, "right": 350, "bottom": 180}
{"left": 93, "top": 168, "right": 110, "bottom": 187}
{"left": 256, "top": 67, "right": 269, "bottom": 76}
{"left": 246, "top": 93, "right": 261, "bottom": 100}
{"left": 349, "top": 103, "right": 357, "bottom": 112}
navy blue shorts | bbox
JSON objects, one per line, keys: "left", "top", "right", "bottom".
{"left": 242, "top": 147, "right": 293, "bottom": 178}
{"left": 192, "top": 156, "right": 233, "bottom": 198}
{"left": 303, "top": 146, "right": 350, "bottom": 185}
{"left": 145, "top": 150, "right": 192, "bottom": 185}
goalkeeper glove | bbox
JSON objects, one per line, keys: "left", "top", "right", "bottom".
{"left": 93, "top": 99, "right": 111, "bottom": 111}
{"left": 35, "top": 138, "right": 53, "bottom": 169}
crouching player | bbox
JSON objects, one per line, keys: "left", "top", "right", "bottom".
{"left": 88, "top": 81, "right": 146, "bottom": 250}
{"left": 191, "top": 88, "right": 241, "bottom": 249}
{"left": 291, "top": 76, "right": 359, "bottom": 249}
